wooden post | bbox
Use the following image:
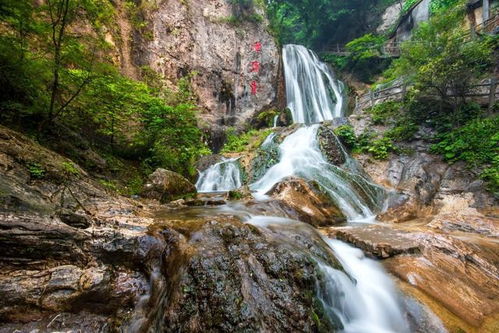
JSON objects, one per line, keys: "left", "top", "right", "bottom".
{"left": 370, "top": 90, "right": 374, "bottom": 107}
{"left": 402, "top": 83, "right": 407, "bottom": 99}
{"left": 488, "top": 77, "right": 497, "bottom": 113}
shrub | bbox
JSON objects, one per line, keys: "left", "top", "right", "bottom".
{"left": 367, "top": 101, "right": 403, "bottom": 125}
{"left": 431, "top": 116, "right": 499, "bottom": 192}
{"left": 222, "top": 128, "right": 272, "bottom": 153}
{"left": 334, "top": 125, "right": 357, "bottom": 149}
{"left": 367, "top": 137, "right": 396, "bottom": 160}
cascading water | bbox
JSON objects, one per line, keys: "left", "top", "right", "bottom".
{"left": 283, "top": 44, "right": 345, "bottom": 123}
{"left": 248, "top": 44, "right": 422, "bottom": 332}
{"left": 251, "top": 44, "right": 384, "bottom": 221}
{"left": 318, "top": 239, "right": 410, "bottom": 333}
{"left": 250, "top": 124, "right": 384, "bottom": 221}
{"left": 195, "top": 158, "right": 242, "bottom": 192}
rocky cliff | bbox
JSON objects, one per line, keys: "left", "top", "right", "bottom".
{"left": 109, "top": 0, "right": 281, "bottom": 134}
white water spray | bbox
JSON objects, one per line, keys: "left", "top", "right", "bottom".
{"left": 195, "top": 158, "right": 242, "bottom": 192}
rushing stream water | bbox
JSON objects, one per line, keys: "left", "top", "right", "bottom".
{"left": 191, "top": 44, "right": 444, "bottom": 332}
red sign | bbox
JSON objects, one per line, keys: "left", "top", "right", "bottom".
{"left": 253, "top": 42, "right": 262, "bottom": 52}
{"left": 250, "top": 61, "right": 260, "bottom": 73}
{"left": 250, "top": 81, "right": 258, "bottom": 95}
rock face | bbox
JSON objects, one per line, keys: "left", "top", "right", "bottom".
{"left": 132, "top": 215, "right": 343, "bottom": 332}
{"left": 133, "top": 0, "right": 280, "bottom": 129}
{"left": 141, "top": 168, "right": 197, "bottom": 203}
{"left": 0, "top": 125, "right": 160, "bottom": 330}
{"left": 317, "top": 126, "right": 347, "bottom": 166}
{"left": 326, "top": 225, "right": 420, "bottom": 259}
{"left": 267, "top": 177, "right": 346, "bottom": 226}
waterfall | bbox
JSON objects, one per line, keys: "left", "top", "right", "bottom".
{"left": 251, "top": 125, "right": 383, "bottom": 221}
{"left": 195, "top": 158, "right": 242, "bottom": 192}
{"left": 251, "top": 44, "right": 384, "bottom": 221}
{"left": 318, "top": 239, "right": 410, "bottom": 333}
{"left": 283, "top": 44, "right": 344, "bottom": 123}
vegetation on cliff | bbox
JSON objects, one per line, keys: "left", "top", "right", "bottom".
{"left": 0, "top": 0, "right": 209, "bottom": 185}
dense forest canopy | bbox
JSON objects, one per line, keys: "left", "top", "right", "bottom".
{"left": 266, "top": 0, "right": 399, "bottom": 48}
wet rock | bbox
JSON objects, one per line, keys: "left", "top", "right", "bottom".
{"left": 195, "top": 154, "right": 224, "bottom": 172}
{"left": 137, "top": 216, "right": 343, "bottom": 332}
{"left": 58, "top": 209, "right": 92, "bottom": 229}
{"left": 267, "top": 177, "right": 346, "bottom": 226}
{"left": 384, "top": 232, "right": 499, "bottom": 328}
{"left": 141, "top": 168, "right": 197, "bottom": 203}
{"left": 317, "top": 126, "right": 346, "bottom": 166}
{"left": 326, "top": 225, "right": 420, "bottom": 258}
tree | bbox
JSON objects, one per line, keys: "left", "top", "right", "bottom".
{"left": 385, "top": 4, "right": 495, "bottom": 121}
{"left": 265, "top": 0, "right": 393, "bottom": 49}
{"left": 40, "top": 0, "right": 113, "bottom": 128}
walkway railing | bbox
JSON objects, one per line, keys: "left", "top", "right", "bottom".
{"left": 355, "top": 78, "right": 498, "bottom": 112}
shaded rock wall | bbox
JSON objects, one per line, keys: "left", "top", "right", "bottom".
{"left": 131, "top": 0, "right": 281, "bottom": 129}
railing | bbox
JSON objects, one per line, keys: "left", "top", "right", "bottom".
{"left": 355, "top": 78, "right": 498, "bottom": 112}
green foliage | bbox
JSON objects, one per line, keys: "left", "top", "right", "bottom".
{"left": 384, "top": 5, "right": 495, "bottom": 114}
{"left": 61, "top": 161, "right": 80, "bottom": 176}
{"left": 430, "top": 0, "right": 460, "bottom": 14}
{"left": 366, "top": 137, "right": 396, "bottom": 159}
{"left": 320, "top": 54, "right": 348, "bottom": 70}
{"left": 228, "top": 190, "right": 244, "bottom": 200}
{"left": 256, "top": 109, "right": 279, "bottom": 127}
{"left": 385, "top": 122, "right": 419, "bottom": 142}
{"left": 346, "top": 34, "right": 386, "bottom": 60}
{"left": 222, "top": 128, "right": 272, "bottom": 153}
{"left": 333, "top": 125, "right": 357, "bottom": 149}
{"left": 27, "top": 162, "right": 45, "bottom": 179}
{"left": 0, "top": 0, "right": 210, "bottom": 179}
{"left": 322, "top": 33, "right": 391, "bottom": 82}
{"left": 265, "top": 0, "right": 395, "bottom": 48}
{"left": 431, "top": 117, "right": 498, "bottom": 166}
{"left": 333, "top": 125, "right": 397, "bottom": 160}
{"left": 0, "top": 0, "right": 115, "bottom": 125}
{"left": 402, "top": 0, "right": 420, "bottom": 12}
{"left": 431, "top": 116, "right": 499, "bottom": 193}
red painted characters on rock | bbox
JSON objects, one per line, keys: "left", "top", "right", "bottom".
{"left": 250, "top": 81, "right": 258, "bottom": 95}
{"left": 250, "top": 61, "right": 260, "bottom": 73}
{"left": 253, "top": 41, "right": 262, "bottom": 52}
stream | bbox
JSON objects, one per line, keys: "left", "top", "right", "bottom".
{"left": 194, "top": 44, "right": 446, "bottom": 332}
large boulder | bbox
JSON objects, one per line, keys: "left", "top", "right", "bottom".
{"left": 130, "top": 215, "right": 343, "bottom": 332}
{"left": 267, "top": 177, "right": 346, "bottom": 227}
{"left": 142, "top": 168, "right": 197, "bottom": 203}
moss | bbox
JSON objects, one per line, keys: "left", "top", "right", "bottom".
{"left": 26, "top": 162, "right": 45, "bottom": 179}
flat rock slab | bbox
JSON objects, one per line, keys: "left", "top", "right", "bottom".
{"left": 325, "top": 224, "right": 420, "bottom": 258}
